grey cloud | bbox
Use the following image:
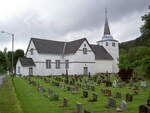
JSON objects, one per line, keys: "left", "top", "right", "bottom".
{"left": 0, "top": 0, "right": 149, "bottom": 50}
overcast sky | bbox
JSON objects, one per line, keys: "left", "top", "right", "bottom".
{"left": 0, "top": 0, "right": 149, "bottom": 51}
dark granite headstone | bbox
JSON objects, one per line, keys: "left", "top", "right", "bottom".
{"left": 126, "top": 94, "right": 133, "bottom": 102}
{"left": 115, "top": 92, "right": 122, "bottom": 98}
{"left": 106, "top": 97, "right": 116, "bottom": 108}
{"left": 83, "top": 90, "right": 88, "bottom": 98}
{"left": 76, "top": 102, "right": 82, "bottom": 113}
{"left": 139, "top": 104, "right": 150, "bottom": 113}
{"left": 84, "top": 110, "right": 94, "bottom": 113}
{"left": 63, "top": 97, "right": 68, "bottom": 107}
{"left": 147, "top": 99, "right": 150, "bottom": 106}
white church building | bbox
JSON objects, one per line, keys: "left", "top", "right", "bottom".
{"left": 16, "top": 12, "right": 119, "bottom": 76}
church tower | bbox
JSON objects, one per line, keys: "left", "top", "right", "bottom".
{"left": 97, "top": 9, "right": 119, "bottom": 73}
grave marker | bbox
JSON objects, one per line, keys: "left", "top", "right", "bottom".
{"left": 106, "top": 97, "right": 116, "bottom": 108}
{"left": 139, "top": 104, "right": 150, "bottom": 113}
{"left": 63, "top": 97, "right": 68, "bottom": 107}
{"left": 76, "top": 102, "right": 82, "bottom": 113}
{"left": 126, "top": 94, "right": 133, "bottom": 102}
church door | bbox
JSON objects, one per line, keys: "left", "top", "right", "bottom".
{"left": 29, "top": 67, "right": 33, "bottom": 76}
{"left": 83, "top": 67, "right": 88, "bottom": 75}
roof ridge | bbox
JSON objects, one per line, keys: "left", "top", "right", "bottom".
{"left": 31, "top": 37, "right": 66, "bottom": 43}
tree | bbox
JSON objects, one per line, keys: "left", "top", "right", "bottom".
{"left": 141, "top": 5, "right": 150, "bottom": 35}
{"left": 14, "top": 49, "right": 24, "bottom": 66}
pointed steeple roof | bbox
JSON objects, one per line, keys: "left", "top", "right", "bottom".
{"left": 104, "top": 8, "right": 111, "bottom": 35}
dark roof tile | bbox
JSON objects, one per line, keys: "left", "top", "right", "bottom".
{"left": 19, "top": 57, "right": 35, "bottom": 67}
{"left": 90, "top": 44, "right": 113, "bottom": 60}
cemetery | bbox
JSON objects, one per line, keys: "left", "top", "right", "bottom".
{"left": 8, "top": 73, "right": 150, "bottom": 113}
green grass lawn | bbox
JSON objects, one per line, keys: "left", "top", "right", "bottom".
{"left": 0, "top": 76, "right": 23, "bottom": 113}
{"left": 12, "top": 76, "right": 150, "bottom": 113}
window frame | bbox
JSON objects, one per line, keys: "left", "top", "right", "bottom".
{"left": 83, "top": 48, "right": 87, "bottom": 54}
{"left": 112, "top": 42, "right": 116, "bottom": 47}
{"left": 46, "top": 60, "right": 51, "bottom": 69}
{"left": 18, "top": 66, "right": 20, "bottom": 73}
{"left": 30, "top": 48, "right": 34, "bottom": 55}
{"left": 56, "top": 60, "right": 60, "bottom": 69}
{"left": 106, "top": 42, "right": 108, "bottom": 46}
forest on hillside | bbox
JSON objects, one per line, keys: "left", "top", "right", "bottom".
{"left": 119, "top": 5, "right": 150, "bottom": 77}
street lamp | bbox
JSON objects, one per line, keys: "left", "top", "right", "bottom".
{"left": 0, "top": 31, "right": 14, "bottom": 75}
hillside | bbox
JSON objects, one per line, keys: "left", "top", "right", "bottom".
{"left": 119, "top": 34, "right": 150, "bottom": 51}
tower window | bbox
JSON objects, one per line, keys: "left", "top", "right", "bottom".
{"left": 112, "top": 42, "right": 115, "bottom": 47}
{"left": 83, "top": 48, "right": 87, "bottom": 54}
{"left": 106, "top": 42, "right": 108, "bottom": 46}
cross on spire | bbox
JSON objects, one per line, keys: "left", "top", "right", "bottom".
{"left": 104, "top": 8, "right": 111, "bottom": 35}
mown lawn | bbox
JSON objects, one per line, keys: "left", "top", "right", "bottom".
{"left": 12, "top": 76, "right": 150, "bottom": 113}
{"left": 0, "top": 76, "right": 23, "bottom": 113}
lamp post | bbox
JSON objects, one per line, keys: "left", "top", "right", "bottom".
{"left": 0, "top": 31, "right": 14, "bottom": 75}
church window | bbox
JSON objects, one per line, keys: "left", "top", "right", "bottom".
{"left": 46, "top": 60, "right": 51, "bottom": 69}
{"left": 106, "top": 42, "right": 108, "bottom": 46}
{"left": 56, "top": 60, "right": 60, "bottom": 69}
{"left": 18, "top": 66, "right": 20, "bottom": 73}
{"left": 84, "top": 44, "right": 86, "bottom": 47}
{"left": 83, "top": 48, "right": 87, "bottom": 54}
{"left": 65, "top": 60, "right": 69, "bottom": 69}
{"left": 112, "top": 42, "right": 115, "bottom": 47}
{"left": 30, "top": 48, "right": 33, "bottom": 55}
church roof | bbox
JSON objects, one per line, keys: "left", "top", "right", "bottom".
{"left": 28, "top": 38, "right": 113, "bottom": 60}
{"left": 19, "top": 57, "right": 35, "bottom": 67}
{"left": 90, "top": 45, "right": 113, "bottom": 60}
{"left": 31, "top": 38, "right": 86, "bottom": 54}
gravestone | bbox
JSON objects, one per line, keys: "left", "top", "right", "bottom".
{"left": 83, "top": 90, "right": 88, "bottom": 98}
{"left": 140, "top": 80, "right": 147, "bottom": 89}
{"left": 49, "top": 93, "right": 59, "bottom": 101}
{"left": 113, "top": 80, "right": 117, "bottom": 88}
{"left": 115, "top": 92, "right": 122, "bottom": 98}
{"left": 91, "top": 86, "right": 95, "bottom": 91}
{"left": 37, "top": 86, "right": 46, "bottom": 92}
{"left": 106, "top": 97, "right": 116, "bottom": 108}
{"left": 76, "top": 102, "right": 82, "bottom": 113}
{"left": 139, "top": 104, "right": 150, "bottom": 113}
{"left": 126, "top": 94, "right": 133, "bottom": 102}
{"left": 97, "top": 79, "right": 101, "bottom": 85}
{"left": 132, "top": 91, "right": 138, "bottom": 96}
{"left": 105, "top": 89, "right": 112, "bottom": 96}
{"left": 71, "top": 87, "right": 79, "bottom": 94}
{"left": 119, "top": 100, "right": 127, "bottom": 112}
{"left": 106, "top": 81, "right": 112, "bottom": 87}
{"left": 147, "top": 99, "right": 150, "bottom": 106}
{"left": 89, "top": 93, "right": 98, "bottom": 102}
{"left": 67, "top": 86, "right": 71, "bottom": 91}
{"left": 63, "top": 97, "right": 68, "bottom": 107}
{"left": 84, "top": 110, "right": 94, "bottom": 113}
{"left": 48, "top": 88, "right": 53, "bottom": 96}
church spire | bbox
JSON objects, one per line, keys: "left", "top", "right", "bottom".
{"left": 104, "top": 8, "right": 111, "bottom": 35}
